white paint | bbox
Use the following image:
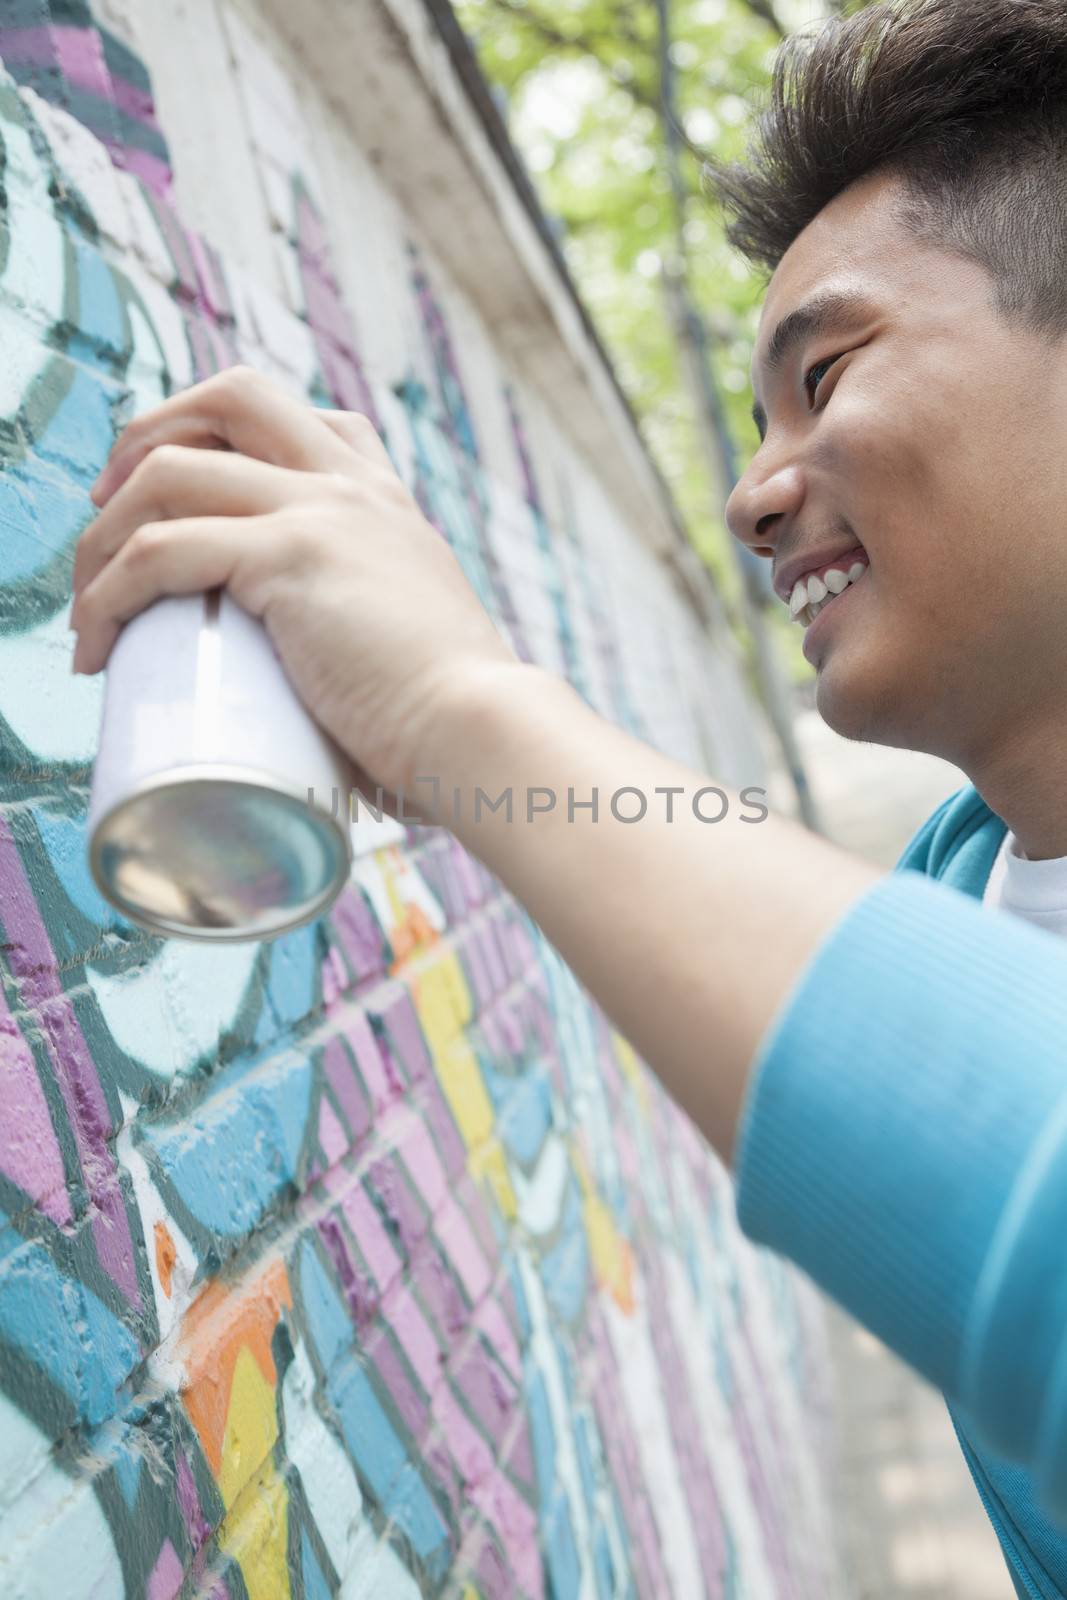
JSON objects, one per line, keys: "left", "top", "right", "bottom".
{"left": 602, "top": 1284, "right": 706, "bottom": 1599}
{"left": 86, "top": 940, "right": 259, "bottom": 1078}
{"left": 0, "top": 1397, "right": 123, "bottom": 1597}
{"left": 0, "top": 111, "right": 66, "bottom": 410}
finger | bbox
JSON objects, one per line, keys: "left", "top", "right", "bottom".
{"left": 71, "top": 514, "right": 286, "bottom": 675}
{"left": 93, "top": 365, "right": 356, "bottom": 505}
{"left": 346, "top": 756, "right": 403, "bottom": 823}
{"left": 74, "top": 445, "right": 307, "bottom": 598}
{"left": 316, "top": 409, "right": 395, "bottom": 470}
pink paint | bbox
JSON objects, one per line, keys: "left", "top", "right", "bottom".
{"left": 51, "top": 25, "right": 111, "bottom": 101}
{"left": 472, "top": 1297, "right": 521, "bottom": 1381}
{"left": 451, "top": 843, "right": 486, "bottom": 911}
{"left": 112, "top": 145, "right": 172, "bottom": 197}
{"left": 323, "top": 1168, "right": 402, "bottom": 1294}
{"left": 0, "top": 821, "right": 140, "bottom": 1307}
{"left": 322, "top": 1036, "right": 370, "bottom": 1141}
{"left": 392, "top": 1108, "right": 447, "bottom": 1213}
{"left": 382, "top": 1281, "right": 444, "bottom": 1395}
{"left": 176, "top": 1443, "right": 211, "bottom": 1552}
{"left": 317, "top": 1096, "right": 348, "bottom": 1166}
{"left": 0, "top": 989, "right": 71, "bottom": 1224}
{"left": 320, "top": 946, "right": 348, "bottom": 1008}
{"left": 147, "top": 1538, "right": 184, "bottom": 1600}
{"left": 108, "top": 73, "right": 157, "bottom": 127}
{"left": 434, "top": 1199, "right": 491, "bottom": 1305}
{"left": 433, "top": 1385, "right": 541, "bottom": 1595}
{"left": 338, "top": 1007, "right": 394, "bottom": 1115}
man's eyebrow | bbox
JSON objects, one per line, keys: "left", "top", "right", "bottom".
{"left": 750, "top": 289, "right": 878, "bottom": 442}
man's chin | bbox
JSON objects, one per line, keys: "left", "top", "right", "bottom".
{"left": 812, "top": 659, "right": 903, "bottom": 747}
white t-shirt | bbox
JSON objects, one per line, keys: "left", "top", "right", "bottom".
{"left": 982, "top": 830, "right": 1067, "bottom": 936}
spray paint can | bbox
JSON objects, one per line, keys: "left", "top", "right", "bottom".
{"left": 86, "top": 589, "right": 354, "bottom": 942}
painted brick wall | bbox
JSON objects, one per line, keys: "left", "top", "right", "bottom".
{"left": 0, "top": 2, "right": 843, "bottom": 1596}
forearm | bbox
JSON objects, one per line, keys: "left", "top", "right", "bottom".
{"left": 421, "top": 662, "right": 882, "bottom": 1164}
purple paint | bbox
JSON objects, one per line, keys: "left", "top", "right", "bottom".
{"left": 176, "top": 1442, "right": 211, "bottom": 1553}
{"left": 451, "top": 1342, "right": 517, "bottom": 1448}
{"left": 322, "top": 1036, "right": 371, "bottom": 1143}
{"left": 326, "top": 1171, "right": 403, "bottom": 1297}
{"left": 330, "top": 887, "right": 389, "bottom": 984}
{"left": 0, "top": 820, "right": 140, "bottom": 1307}
{"left": 380, "top": 1279, "right": 446, "bottom": 1397}
{"left": 368, "top": 1157, "right": 428, "bottom": 1259}
{"left": 317, "top": 1096, "right": 348, "bottom": 1166}
{"left": 363, "top": 1326, "right": 428, "bottom": 1438}
{"left": 367, "top": 988, "right": 434, "bottom": 1093}
{"left": 434, "top": 1198, "right": 492, "bottom": 1305}
{"left": 147, "top": 1538, "right": 184, "bottom": 1600}
{"left": 0, "top": 988, "right": 72, "bottom": 1224}
{"left": 51, "top": 25, "right": 112, "bottom": 102}
{"left": 315, "top": 1211, "right": 378, "bottom": 1334}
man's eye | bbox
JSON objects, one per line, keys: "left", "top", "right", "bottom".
{"left": 804, "top": 355, "right": 841, "bottom": 402}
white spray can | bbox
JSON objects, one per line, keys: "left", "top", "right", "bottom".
{"left": 86, "top": 589, "right": 354, "bottom": 941}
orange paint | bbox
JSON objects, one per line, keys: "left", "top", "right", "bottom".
{"left": 154, "top": 1221, "right": 177, "bottom": 1298}
{"left": 388, "top": 905, "right": 439, "bottom": 971}
{"left": 178, "top": 1259, "right": 292, "bottom": 1478}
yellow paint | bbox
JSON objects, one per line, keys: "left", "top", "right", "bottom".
{"left": 413, "top": 952, "right": 515, "bottom": 1216}
{"left": 573, "top": 1146, "right": 635, "bottom": 1314}
{"left": 381, "top": 846, "right": 408, "bottom": 926}
{"left": 219, "top": 1452, "right": 290, "bottom": 1600}
{"left": 437, "top": 948, "right": 473, "bottom": 1029}
{"left": 470, "top": 1135, "right": 517, "bottom": 1220}
{"left": 612, "top": 1031, "right": 650, "bottom": 1114}
{"left": 413, "top": 960, "right": 463, "bottom": 1051}
{"left": 435, "top": 1037, "right": 495, "bottom": 1147}
{"left": 217, "top": 1345, "right": 290, "bottom": 1599}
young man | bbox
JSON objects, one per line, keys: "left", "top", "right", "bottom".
{"left": 68, "top": 0, "right": 1067, "bottom": 1591}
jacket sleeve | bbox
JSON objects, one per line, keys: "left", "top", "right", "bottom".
{"left": 734, "top": 869, "right": 1067, "bottom": 1526}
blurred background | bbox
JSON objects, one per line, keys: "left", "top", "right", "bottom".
{"left": 455, "top": 0, "right": 1016, "bottom": 1593}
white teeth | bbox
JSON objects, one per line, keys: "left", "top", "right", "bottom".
{"left": 786, "top": 556, "right": 869, "bottom": 626}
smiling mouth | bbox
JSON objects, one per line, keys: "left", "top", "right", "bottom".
{"left": 790, "top": 558, "right": 870, "bottom": 628}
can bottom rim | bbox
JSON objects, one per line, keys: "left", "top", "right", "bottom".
{"left": 89, "top": 763, "right": 353, "bottom": 943}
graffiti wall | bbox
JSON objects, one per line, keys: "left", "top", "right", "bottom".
{"left": 0, "top": 1, "right": 842, "bottom": 1595}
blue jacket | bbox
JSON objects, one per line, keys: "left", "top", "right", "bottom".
{"left": 734, "top": 783, "right": 1067, "bottom": 1599}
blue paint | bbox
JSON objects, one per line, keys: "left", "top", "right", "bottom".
{"left": 543, "top": 1493, "right": 582, "bottom": 1600}
{"left": 0, "top": 1242, "right": 140, "bottom": 1426}
{"left": 112, "top": 1445, "right": 142, "bottom": 1509}
{"left": 32, "top": 806, "right": 116, "bottom": 927}
{"left": 300, "top": 1527, "right": 333, "bottom": 1600}
{"left": 479, "top": 1058, "right": 552, "bottom": 1167}
{"left": 593, "top": 1526, "right": 616, "bottom": 1600}
{"left": 539, "top": 1179, "right": 588, "bottom": 1326}
{"left": 329, "top": 1363, "right": 450, "bottom": 1577}
{"left": 141, "top": 1053, "right": 311, "bottom": 1237}
{"left": 70, "top": 235, "right": 130, "bottom": 366}
{"left": 265, "top": 924, "right": 320, "bottom": 1033}
{"left": 300, "top": 1239, "right": 451, "bottom": 1578}
{"left": 526, "top": 1369, "right": 555, "bottom": 1505}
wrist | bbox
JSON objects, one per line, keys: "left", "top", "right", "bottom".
{"left": 417, "top": 659, "right": 558, "bottom": 789}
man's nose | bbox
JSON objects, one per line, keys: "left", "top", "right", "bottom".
{"left": 725, "top": 452, "right": 805, "bottom": 562}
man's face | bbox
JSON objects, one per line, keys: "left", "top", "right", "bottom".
{"left": 726, "top": 169, "right": 1067, "bottom": 767}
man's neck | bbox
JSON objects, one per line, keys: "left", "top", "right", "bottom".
{"left": 968, "top": 718, "right": 1067, "bottom": 862}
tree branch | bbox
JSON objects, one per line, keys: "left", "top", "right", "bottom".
{"left": 735, "top": 0, "right": 787, "bottom": 38}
